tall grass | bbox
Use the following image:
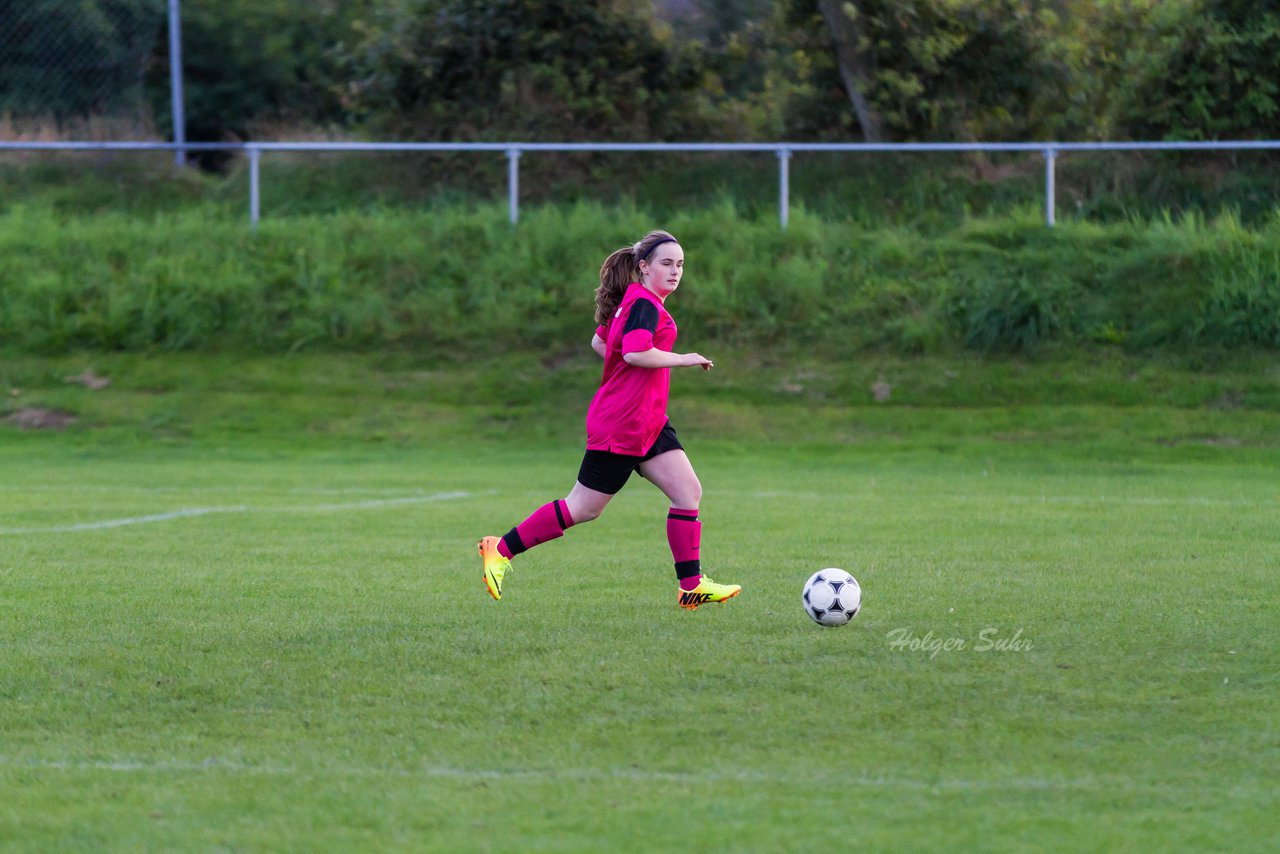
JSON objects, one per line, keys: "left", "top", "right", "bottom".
{"left": 1, "top": 202, "right": 1278, "bottom": 355}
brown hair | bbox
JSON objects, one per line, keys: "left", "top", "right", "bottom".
{"left": 594, "top": 230, "right": 679, "bottom": 325}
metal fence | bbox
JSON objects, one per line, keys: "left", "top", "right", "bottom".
{"left": 0, "top": 1, "right": 166, "bottom": 126}
{"left": 2, "top": 139, "right": 1279, "bottom": 228}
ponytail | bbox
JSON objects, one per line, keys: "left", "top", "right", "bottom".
{"left": 593, "top": 229, "right": 679, "bottom": 325}
{"left": 595, "top": 247, "right": 636, "bottom": 325}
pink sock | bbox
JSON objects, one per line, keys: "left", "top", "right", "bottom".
{"left": 500, "top": 500, "right": 574, "bottom": 558}
{"left": 668, "top": 507, "right": 702, "bottom": 586}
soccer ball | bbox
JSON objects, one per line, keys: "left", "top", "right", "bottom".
{"left": 802, "top": 568, "right": 862, "bottom": 627}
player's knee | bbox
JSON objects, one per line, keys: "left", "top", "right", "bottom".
{"left": 566, "top": 500, "right": 604, "bottom": 524}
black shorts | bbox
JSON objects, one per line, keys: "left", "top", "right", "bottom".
{"left": 577, "top": 422, "right": 684, "bottom": 495}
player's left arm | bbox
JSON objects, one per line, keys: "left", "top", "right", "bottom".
{"left": 623, "top": 349, "right": 714, "bottom": 370}
{"left": 591, "top": 333, "right": 607, "bottom": 359}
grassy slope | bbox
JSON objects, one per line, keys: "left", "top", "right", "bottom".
{"left": 3, "top": 200, "right": 1279, "bottom": 357}
{"left": 1, "top": 353, "right": 1277, "bottom": 850}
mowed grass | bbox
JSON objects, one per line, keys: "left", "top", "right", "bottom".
{"left": 1, "top": 421, "right": 1277, "bottom": 851}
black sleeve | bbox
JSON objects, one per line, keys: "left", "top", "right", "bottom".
{"left": 622, "top": 300, "right": 659, "bottom": 335}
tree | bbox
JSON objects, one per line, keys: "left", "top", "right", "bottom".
{"left": 338, "top": 0, "right": 711, "bottom": 141}
{"left": 782, "top": 0, "right": 1064, "bottom": 142}
{"left": 816, "top": 0, "right": 884, "bottom": 141}
{"left": 1036, "top": 0, "right": 1175, "bottom": 140}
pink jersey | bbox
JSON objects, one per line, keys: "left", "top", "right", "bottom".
{"left": 585, "top": 282, "right": 678, "bottom": 455}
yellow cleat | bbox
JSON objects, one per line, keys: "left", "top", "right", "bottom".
{"left": 478, "top": 536, "right": 511, "bottom": 601}
{"left": 677, "top": 576, "right": 741, "bottom": 610}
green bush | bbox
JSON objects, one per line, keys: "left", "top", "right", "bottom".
{"left": 1121, "top": 0, "right": 1280, "bottom": 141}
{"left": 1198, "top": 236, "right": 1280, "bottom": 347}
{"left": 953, "top": 273, "right": 1069, "bottom": 353}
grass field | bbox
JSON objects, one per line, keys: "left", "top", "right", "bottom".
{"left": 1, "top": 353, "right": 1278, "bottom": 851}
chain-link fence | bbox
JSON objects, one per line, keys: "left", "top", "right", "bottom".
{"left": 0, "top": 0, "right": 166, "bottom": 129}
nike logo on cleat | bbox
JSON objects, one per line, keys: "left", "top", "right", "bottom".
{"left": 679, "top": 591, "right": 713, "bottom": 607}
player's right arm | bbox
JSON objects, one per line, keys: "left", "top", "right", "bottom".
{"left": 591, "top": 333, "right": 607, "bottom": 359}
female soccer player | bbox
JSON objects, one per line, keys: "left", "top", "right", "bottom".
{"left": 477, "top": 229, "right": 742, "bottom": 610}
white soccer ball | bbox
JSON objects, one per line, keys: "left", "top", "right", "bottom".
{"left": 802, "top": 568, "right": 862, "bottom": 627}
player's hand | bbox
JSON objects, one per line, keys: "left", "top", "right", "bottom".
{"left": 684, "top": 353, "right": 714, "bottom": 370}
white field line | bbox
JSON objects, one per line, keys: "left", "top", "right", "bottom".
{"left": 0, "top": 488, "right": 1267, "bottom": 536}
{"left": 0, "top": 484, "right": 469, "bottom": 496}
{"left": 936, "top": 493, "right": 1270, "bottom": 508}
{"left": 1, "top": 481, "right": 1266, "bottom": 506}
{"left": 746, "top": 491, "right": 1269, "bottom": 508}
{"left": 0, "top": 756, "right": 1256, "bottom": 799}
{"left": 0, "top": 492, "right": 472, "bottom": 535}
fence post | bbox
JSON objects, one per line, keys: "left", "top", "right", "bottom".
{"left": 1043, "top": 147, "right": 1056, "bottom": 227}
{"left": 777, "top": 147, "right": 791, "bottom": 229}
{"left": 168, "top": 0, "right": 186, "bottom": 167}
{"left": 248, "top": 145, "right": 261, "bottom": 229}
{"left": 507, "top": 148, "right": 521, "bottom": 224}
